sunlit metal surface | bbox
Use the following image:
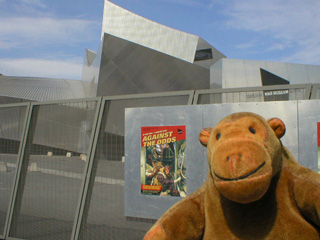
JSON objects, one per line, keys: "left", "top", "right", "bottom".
{"left": 81, "top": 1, "right": 226, "bottom": 96}
{"left": 95, "top": 34, "right": 210, "bottom": 96}
{"left": 101, "top": 1, "right": 225, "bottom": 64}
{"left": 0, "top": 76, "right": 86, "bottom": 102}
{"left": 212, "top": 58, "right": 320, "bottom": 88}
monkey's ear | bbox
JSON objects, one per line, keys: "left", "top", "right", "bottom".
{"left": 199, "top": 128, "right": 213, "bottom": 147}
{"left": 267, "top": 118, "right": 286, "bottom": 139}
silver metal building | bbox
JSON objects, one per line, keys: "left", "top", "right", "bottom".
{"left": 211, "top": 58, "right": 320, "bottom": 88}
{"left": 81, "top": 1, "right": 320, "bottom": 98}
{"left": 0, "top": 75, "right": 86, "bottom": 104}
{"left": 1, "top": 1, "right": 320, "bottom": 240}
{"left": 81, "top": 0, "right": 226, "bottom": 96}
{"left": 1, "top": 1, "right": 320, "bottom": 102}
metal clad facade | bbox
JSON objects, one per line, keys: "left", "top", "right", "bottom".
{"left": 101, "top": 1, "right": 199, "bottom": 63}
{"left": 0, "top": 76, "right": 86, "bottom": 102}
{"left": 96, "top": 34, "right": 210, "bottom": 96}
{"left": 213, "top": 58, "right": 320, "bottom": 89}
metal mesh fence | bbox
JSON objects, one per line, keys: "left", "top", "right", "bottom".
{"left": 310, "top": 84, "right": 320, "bottom": 100}
{"left": 77, "top": 94, "right": 192, "bottom": 240}
{"left": 195, "top": 85, "right": 311, "bottom": 104}
{"left": 7, "top": 100, "right": 99, "bottom": 240}
{"left": 0, "top": 104, "right": 28, "bottom": 238}
{"left": 0, "top": 87, "right": 318, "bottom": 240}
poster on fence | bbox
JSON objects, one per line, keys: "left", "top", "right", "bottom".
{"left": 141, "top": 125, "right": 186, "bottom": 197}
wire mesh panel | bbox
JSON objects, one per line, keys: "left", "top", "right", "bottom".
{"left": 77, "top": 94, "right": 192, "bottom": 240}
{"left": 194, "top": 84, "right": 311, "bottom": 104}
{"left": 7, "top": 100, "right": 99, "bottom": 240}
{"left": 0, "top": 104, "right": 28, "bottom": 238}
{"left": 310, "top": 84, "right": 320, "bottom": 99}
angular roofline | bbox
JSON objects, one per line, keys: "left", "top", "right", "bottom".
{"left": 104, "top": 1, "right": 199, "bottom": 39}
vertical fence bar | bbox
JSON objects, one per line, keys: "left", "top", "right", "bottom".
{"left": 73, "top": 99, "right": 107, "bottom": 240}
{"left": 74, "top": 92, "right": 193, "bottom": 240}
{"left": 4, "top": 98, "right": 101, "bottom": 240}
{"left": 5, "top": 102, "right": 36, "bottom": 239}
{"left": 310, "top": 84, "right": 319, "bottom": 99}
{"left": 71, "top": 97, "right": 103, "bottom": 240}
{"left": 1, "top": 103, "right": 31, "bottom": 239}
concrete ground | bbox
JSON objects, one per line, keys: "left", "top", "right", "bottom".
{"left": 0, "top": 154, "right": 153, "bottom": 240}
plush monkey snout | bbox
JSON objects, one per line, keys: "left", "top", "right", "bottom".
{"left": 227, "top": 154, "right": 241, "bottom": 176}
{"left": 210, "top": 137, "right": 274, "bottom": 204}
{"left": 211, "top": 138, "right": 272, "bottom": 182}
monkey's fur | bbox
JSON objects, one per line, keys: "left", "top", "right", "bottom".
{"left": 144, "top": 112, "right": 320, "bottom": 239}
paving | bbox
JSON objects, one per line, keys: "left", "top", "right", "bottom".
{"left": 0, "top": 154, "right": 153, "bottom": 240}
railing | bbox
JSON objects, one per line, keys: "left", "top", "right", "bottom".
{"left": 193, "top": 84, "right": 312, "bottom": 105}
{"left": 0, "top": 91, "right": 194, "bottom": 240}
{"left": 0, "top": 84, "right": 318, "bottom": 240}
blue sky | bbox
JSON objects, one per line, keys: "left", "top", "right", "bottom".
{"left": 0, "top": 0, "right": 319, "bottom": 80}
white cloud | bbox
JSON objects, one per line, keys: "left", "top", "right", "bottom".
{"left": 281, "top": 43, "right": 320, "bottom": 65}
{"left": 268, "top": 43, "right": 286, "bottom": 51}
{"left": 0, "top": 40, "right": 18, "bottom": 50}
{"left": 0, "top": 0, "right": 101, "bottom": 79}
{"left": 218, "top": 0, "right": 320, "bottom": 64}
{"left": 224, "top": 0, "right": 320, "bottom": 38}
{"left": 20, "top": 0, "right": 47, "bottom": 9}
{"left": 0, "top": 58, "right": 83, "bottom": 80}
{"left": 0, "top": 0, "right": 50, "bottom": 18}
{"left": 0, "top": 16, "right": 99, "bottom": 50}
{"left": 162, "top": 0, "right": 202, "bottom": 7}
{"left": 236, "top": 41, "right": 257, "bottom": 50}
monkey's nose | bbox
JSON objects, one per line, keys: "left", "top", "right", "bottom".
{"left": 227, "top": 153, "right": 241, "bottom": 162}
{"left": 227, "top": 154, "right": 242, "bottom": 176}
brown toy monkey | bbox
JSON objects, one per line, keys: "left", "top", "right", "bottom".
{"left": 144, "top": 112, "right": 320, "bottom": 239}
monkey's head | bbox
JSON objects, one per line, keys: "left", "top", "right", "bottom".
{"left": 200, "top": 112, "right": 285, "bottom": 204}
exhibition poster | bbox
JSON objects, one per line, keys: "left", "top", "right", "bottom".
{"left": 141, "top": 126, "right": 186, "bottom": 197}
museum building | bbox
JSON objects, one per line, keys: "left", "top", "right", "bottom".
{"left": 0, "top": 1, "right": 320, "bottom": 104}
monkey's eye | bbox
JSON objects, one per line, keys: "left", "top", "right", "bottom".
{"left": 216, "top": 133, "right": 221, "bottom": 140}
{"left": 249, "top": 127, "right": 256, "bottom": 134}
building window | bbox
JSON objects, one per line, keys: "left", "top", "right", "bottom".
{"left": 260, "top": 68, "right": 290, "bottom": 101}
{"left": 194, "top": 49, "right": 213, "bottom": 61}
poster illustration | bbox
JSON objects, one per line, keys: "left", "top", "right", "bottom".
{"left": 141, "top": 126, "right": 186, "bottom": 197}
